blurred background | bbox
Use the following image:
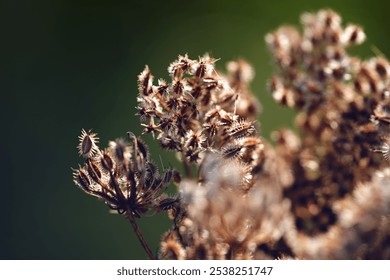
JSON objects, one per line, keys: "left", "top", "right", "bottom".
{"left": 2, "top": 0, "right": 390, "bottom": 259}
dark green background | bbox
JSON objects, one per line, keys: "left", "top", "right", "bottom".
{"left": 3, "top": 0, "right": 390, "bottom": 259}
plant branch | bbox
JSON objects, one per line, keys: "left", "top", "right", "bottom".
{"left": 126, "top": 207, "right": 156, "bottom": 259}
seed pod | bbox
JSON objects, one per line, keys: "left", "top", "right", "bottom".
{"left": 137, "top": 137, "right": 149, "bottom": 159}
{"left": 78, "top": 129, "right": 99, "bottom": 158}
{"left": 157, "top": 196, "right": 180, "bottom": 212}
{"left": 226, "top": 119, "right": 256, "bottom": 140}
{"left": 101, "top": 151, "right": 115, "bottom": 171}
{"left": 221, "top": 142, "right": 243, "bottom": 160}
{"left": 138, "top": 65, "right": 154, "bottom": 96}
{"left": 172, "top": 79, "right": 186, "bottom": 95}
{"left": 109, "top": 139, "right": 128, "bottom": 162}
{"left": 86, "top": 159, "right": 102, "bottom": 183}
{"left": 73, "top": 168, "right": 91, "bottom": 192}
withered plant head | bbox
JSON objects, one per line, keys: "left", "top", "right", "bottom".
{"left": 73, "top": 9, "right": 390, "bottom": 260}
{"left": 74, "top": 130, "right": 179, "bottom": 218}
{"left": 266, "top": 9, "right": 390, "bottom": 236}
{"left": 136, "top": 53, "right": 264, "bottom": 190}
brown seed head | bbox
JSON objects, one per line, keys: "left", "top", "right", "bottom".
{"left": 78, "top": 129, "right": 99, "bottom": 158}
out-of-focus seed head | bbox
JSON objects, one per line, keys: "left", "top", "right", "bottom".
{"left": 341, "top": 24, "right": 366, "bottom": 46}
{"left": 109, "top": 139, "right": 130, "bottom": 162}
{"left": 160, "top": 231, "right": 186, "bottom": 260}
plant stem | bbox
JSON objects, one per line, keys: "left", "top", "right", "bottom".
{"left": 126, "top": 208, "right": 156, "bottom": 259}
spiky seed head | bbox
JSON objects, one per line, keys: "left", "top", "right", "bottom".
{"left": 138, "top": 65, "right": 154, "bottom": 96}
{"left": 78, "top": 129, "right": 99, "bottom": 158}
{"left": 73, "top": 167, "right": 91, "bottom": 192}
{"left": 226, "top": 119, "right": 256, "bottom": 140}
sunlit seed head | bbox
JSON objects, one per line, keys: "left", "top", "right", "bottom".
{"left": 138, "top": 65, "right": 154, "bottom": 96}
{"left": 87, "top": 159, "right": 102, "bottom": 183}
{"left": 78, "top": 129, "right": 99, "bottom": 158}
{"left": 73, "top": 167, "right": 91, "bottom": 192}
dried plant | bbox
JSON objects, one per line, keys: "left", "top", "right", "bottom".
{"left": 73, "top": 9, "right": 390, "bottom": 259}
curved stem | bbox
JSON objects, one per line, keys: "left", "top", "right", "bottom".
{"left": 126, "top": 208, "right": 156, "bottom": 260}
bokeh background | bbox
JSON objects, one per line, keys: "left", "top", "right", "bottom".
{"left": 3, "top": 0, "right": 390, "bottom": 259}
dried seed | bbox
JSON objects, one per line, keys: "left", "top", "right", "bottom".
{"left": 78, "top": 129, "right": 99, "bottom": 158}
{"left": 73, "top": 168, "right": 91, "bottom": 192}
{"left": 101, "top": 151, "right": 115, "bottom": 171}
{"left": 226, "top": 119, "right": 256, "bottom": 139}
{"left": 87, "top": 159, "right": 102, "bottom": 183}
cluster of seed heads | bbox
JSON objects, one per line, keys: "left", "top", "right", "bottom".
{"left": 137, "top": 54, "right": 263, "bottom": 189}
{"left": 73, "top": 9, "right": 390, "bottom": 260}
{"left": 266, "top": 9, "right": 390, "bottom": 236}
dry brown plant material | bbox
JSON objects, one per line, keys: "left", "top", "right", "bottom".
{"left": 73, "top": 9, "right": 390, "bottom": 259}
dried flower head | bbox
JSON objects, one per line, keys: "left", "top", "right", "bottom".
{"left": 73, "top": 9, "right": 390, "bottom": 260}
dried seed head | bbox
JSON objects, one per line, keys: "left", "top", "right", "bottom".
{"left": 109, "top": 139, "right": 129, "bottom": 162}
{"left": 192, "top": 54, "right": 215, "bottom": 78}
{"left": 101, "top": 150, "right": 115, "bottom": 172}
{"left": 184, "top": 130, "right": 206, "bottom": 150}
{"left": 73, "top": 167, "right": 91, "bottom": 192}
{"left": 158, "top": 134, "right": 182, "bottom": 151}
{"left": 227, "top": 59, "right": 254, "bottom": 85}
{"left": 168, "top": 54, "right": 194, "bottom": 79}
{"left": 221, "top": 141, "right": 243, "bottom": 160}
{"left": 226, "top": 119, "right": 256, "bottom": 140}
{"left": 171, "top": 79, "right": 187, "bottom": 95}
{"left": 375, "top": 136, "right": 390, "bottom": 161}
{"left": 160, "top": 231, "right": 186, "bottom": 260}
{"left": 155, "top": 79, "right": 169, "bottom": 96}
{"left": 318, "top": 9, "right": 341, "bottom": 30}
{"left": 156, "top": 196, "right": 180, "bottom": 212}
{"left": 86, "top": 159, "right": 102, "bottom": 183}
{"left": 138, "top": 65, "right": 154, "bottom": 96}
{"left": 341, "top": 24, "right": 365, "bottom": 46}
{"left": 78, "top": 129, "right": 99, "bottom": 158}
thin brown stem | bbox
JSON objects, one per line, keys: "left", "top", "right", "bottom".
{"left": 126, "top": 207, "right": 156, "bottom": 259}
